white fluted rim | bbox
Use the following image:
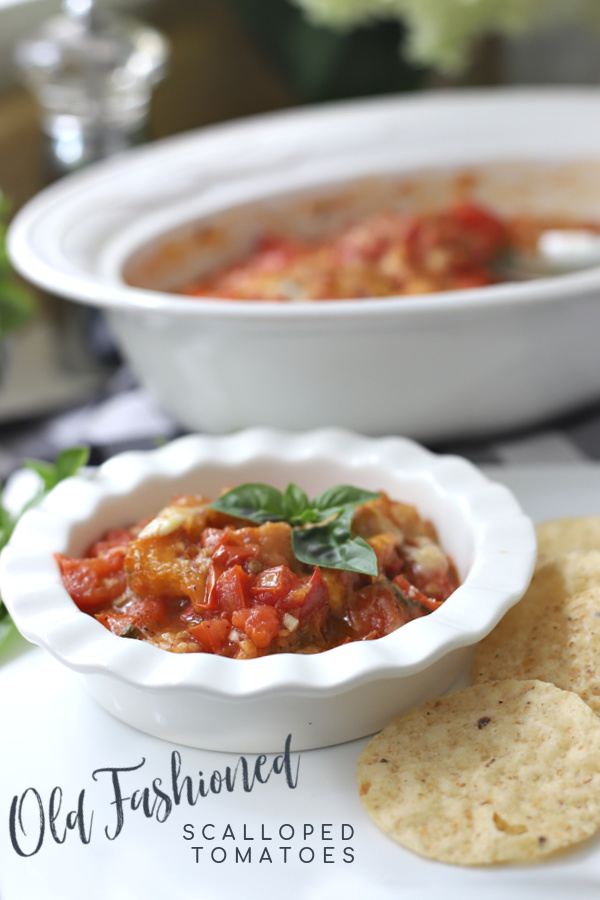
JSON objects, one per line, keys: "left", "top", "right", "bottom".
{"left": 0, "top": 428, "right": 536, "bottom": 699}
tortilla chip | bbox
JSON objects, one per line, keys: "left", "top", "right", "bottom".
{"left": 471, "top": 551, "right": 600, "bottom": 714}
{"left": 536, "top": 516, "right": 600, "bottom": 568}
{"left": 357, "top": 679, "right": 600, "bottom": 865}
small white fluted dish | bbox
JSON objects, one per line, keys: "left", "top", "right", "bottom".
{"left": 0, "top": 429, "right": 536, "bottom": 752}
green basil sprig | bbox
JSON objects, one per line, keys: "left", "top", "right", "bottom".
{"left": 0, "top": 446, "right": 90, "bottom": 656}
{"left": 22, "top": 446, "right": 91, "bottom": 494}
{"left": 209, "top": 482, "right": 380, "bottom": 575}
{"left": 0, "top": 194, "right": 37, "bottom": 337}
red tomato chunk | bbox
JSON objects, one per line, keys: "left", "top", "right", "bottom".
{"left": 56, "top": 492, "right": 460, "bottom": 658}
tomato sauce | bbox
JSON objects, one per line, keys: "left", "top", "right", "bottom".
{"left": 181, "top": 201, "right": 595, "bottom": 302}
{"left": 56, "top": 492, "right": 459, "bottom": 658}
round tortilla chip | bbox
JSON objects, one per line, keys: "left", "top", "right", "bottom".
{"left": 536, "top": 516, "right": 600, "bottom": 568}
{"left": 473, "top": 587, "right": 600, "bottom": 715}
{"left": 357, "top": 679, "right": 600, "bottom": 865}
{"left": 471, "top": 551, "right": 600, "bottom": 714}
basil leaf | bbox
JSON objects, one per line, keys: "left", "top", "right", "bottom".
{"left": 0, "top": 503, "right": 13, "bottom": 549}
{"left": 24, "top": 445, "right": 90, "bottom": 493}
{"left": 209, "top": 480, "right": 380, "bottom": 575}
{"left": 283, "top": 483, "right": 317, "bottom": 524}
{"left": 312, "top": 485, "right": 380, "bottom": 518}
{"left": 0, "top": 602, "right": 14, "bottom": 650}
{"left": 0, "top": 195, "right": 37, "bottom": 337}
{"left": 209, "top": 483, "right": 286, "bottom": 523}
{"left": 292, "top": 507, "right": 379, "bottom": 576}
{"left": 55, "top": 446, "right": 91, "bottom": 481}
{"left": 0, "top": 445, "right": 90, "bottom": 663}
{"left": 0, "top": 278, "right": 37, "bottom": 333}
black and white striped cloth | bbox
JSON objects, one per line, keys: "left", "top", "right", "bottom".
{"left": 2, "top": 365, "right": 600, "bottom": 481}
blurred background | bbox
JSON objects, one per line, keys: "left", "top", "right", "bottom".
{"left": 0, "top": 1, "right": 599, "bottom": 195}
{"left": 0, "top": 0, "right": 600, "bottom": 206}
{"left": 3, "top": 0, "right": 600, "bottom": 210}
{"left": 3, "top": 0, "right": 600, "bottom": 469}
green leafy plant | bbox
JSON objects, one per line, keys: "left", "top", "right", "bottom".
{"left": 230, "top": 0, "right": 425, "bottom": 104}
{"left": 0, "top": 446, "right": 90, "bottom": 654}
{"left": 0, "top": 195, "right": 37, "bottom": 336}
{"left": 209, "top": 482, "right": 380, "bottom": 575}
{"left": 290, "top": 0, "right": 600, "bottom": 74}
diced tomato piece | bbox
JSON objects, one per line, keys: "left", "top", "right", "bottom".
{"left": 95, "top": 595, "right": 168, "bottom": 637}
{"left": 202, "top": 532, "right": 261, "bottom": 599}
{"left": 396, "top": 564, "right": 456, "bottom": 604}
{"left": 188, "top": 618, "right": 232, "bottom": 654}
{"left": 201, "top": 528, "right": 226, "bottom": 551}
{"left": 202, "top": 531, "right": 262, "bottom": 611}
{"left": 231, "top": 604, "right": 280, "bottom": 649}
{"left": 249, "top": 565, "right": 301, "bottom": 605}
{"left": 449, "top": 201, "right": 508, "bottom": 260}
{"left": 346, "top": 583, "right": 413, "bottom": 640}
{"left": 124, "top": 596, "right": 169, "bottom": 628}
{"left": 393, "top": 573, "right": 443, "bottom": 612}
{"left": 55, "top": 551, "right": 127, "bottom": 613}
{"left": 95, "top": 611, "right": 137, "bottom": 637}
{"left": 192, "top": 560, "right": 220, "bottom": 611}
{"left": 86, "top": 529, "right": 135, "bottom": 557}
{"left": 179, "top": 601, "right": 198, "bottom": 622}
{"left": 213, "top": 565, "right": 251, "bottom": 613}
{"left": 278, "top": 567, "right": 330, "bottom": 622}
{"left": 212, "top": 539, "right": 260, "bottom": 569}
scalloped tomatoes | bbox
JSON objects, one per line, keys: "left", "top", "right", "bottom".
{"left": 56, "top": 492, "right": 459, "bottom": 658}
